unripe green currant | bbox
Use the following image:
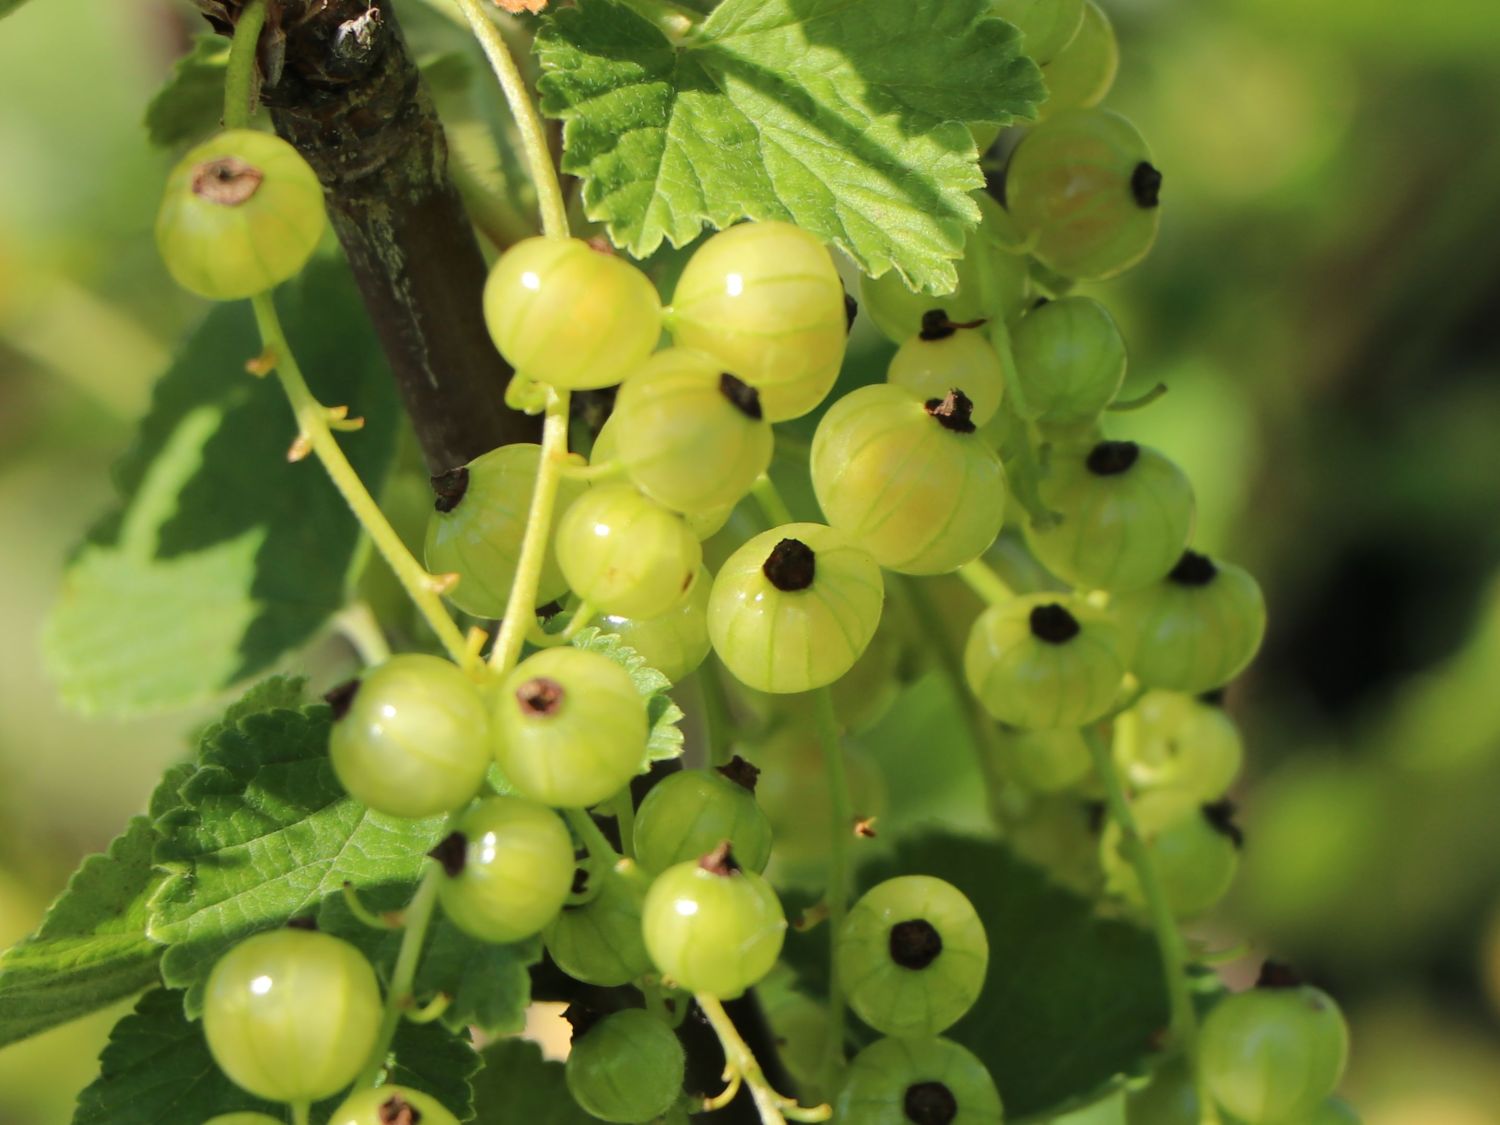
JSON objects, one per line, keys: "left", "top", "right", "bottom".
{"left": 327, "top": 1086, "right": 461, "bottom": 1125}
{"left": 1009, "top": 296, "right": 1126, "bottom": 425}
{"left": 964, "top": 595, "right": 1127, "bottom": 729}
{"left": 203, "top": 1116, "right": 285, "bottom": 1125}
{"left": 424, "top": 443, "right": 586, "bottom": 619}
{"left": 992, "top": 724, "right": 1093, "bottom": 793}
{"left": 555, "top": 483, "right": 703, "bottom": 620}
{"left": 564, "top": 1008, "right": 686, "bottom": 1124}
{"left": 326, "top": 654, "right": 490, "bottom": 820}
{"left": 156, "top": 129, "right": 326, "bottom": 301}
{"left": 1112, "top": 551, "right": 1268, "bottom": 693}
{"left": 492, "top": 647, "right": 648, "bottom": 808}
{"left": 203, "top": 928, "right": 381, "bottom": 1104}
{"left": 836, "top": 1035, "right": 1004, "bottom": 1124}
{"left": 887, "top": 312, "right": 1007, "bottom": 427}
{"left": 1036, "top": 1, "right": 1118, "bottom": 122}
{"left": 988, "top": 0, "right": 1085, "bottom": 65}
{"left": 1199, "top": 968, "right": 1350, "bottom": 1124}
{"left": 598, "top": 565, "right": 714, "bottom": 685}
{"left": 811, "top": 384, "right": 1008, "bottom": 575}
{"left": 1114, "top": 690, "right": 1243, "bottom": 801}
{"left": 1025, "top": 440, "right": 1195, "bottom": 592}
{"left": 633, "top": 757, "right": 774, "bottom": 875}
{"left": 1005, "top": 108, "right": 1162, "bottom": 281}
{"left": 543, "top": 861, "right": 654, "bottom": 987}
{"left": 432, "top": 795, "right": 575, "bottom": 943}
{"left": 641, "top": 843, "right": 787, "bottom": 998}
{"left": 482, "top": 236, "right": 662, "bottom": 390}
{"left": 1101, "top": 792, "right": 1241, "bottom": 919}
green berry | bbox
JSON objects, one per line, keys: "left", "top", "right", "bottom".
{"left": 1036, "top": 1, "right": 1118, "bottom": 122}
{"left": 988, "top": 0, "right": 1085, "bottom": 65}
{"left": 887, "top": 316, "right": 1007, "bottom": 428}
{"left": 964, "top": 595, "right": 1126, "bottom": 728}
{"left": 641, "top": 845, "right": 787, "bottom": 998}
{"left": 1009, "top": 296, "right": 1126, "bottom": 426}
{"left": 492, "top": 647, "right": 648, "bottom": 809}
{"left": 556, "top": 484, "right": 702, "bottom": 620}
{"left": 633, "top": 760, "right": 774, "bottom": 875}
{"left": 433, "top": 795, "right": 575, "bottom": 943}
{"left": 424, "top": 443, "right": 586, "bottom": 619}
{"left": 203, "top": 1115, "right": 286, "bottom": 1125}
{"left": 1100, "top": 792, "right": 1240, "bottom": 919}
{"left": 836, "top": 1035, "right": 1003, "bottom": 1124}
{"left": 992, "top": 724, "right": 1093, "bottom": 793}
{"left": 544, "top": 861, "right": 655, "bottom": 987}
{"left": 565, "top": 1009, "right": 686, "bottom": 1123}
{"left": 483, "top": 236, "right": 662, "bottom": 391}
{"left": 327, "top": 1086, "right": 461, "bottom": 1125}
{"left": 598, "top": 565, "right": 713, "bottom": 685}
{"left": 837, "top": 876, "right": 989, "bottom": 1038}
{"left": 1115, "top": 691, "right": 1243, "bottom": 801}
{"left": 327, "top": 654, "right": 489, "bottom": 820}
{"left": 203, "top": 928, "right": 380, "bottom": 1103}
{"left": 707, "top": 523, "right": 885, "bottom": 694}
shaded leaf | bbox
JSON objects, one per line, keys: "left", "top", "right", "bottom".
{"left": 569, "top": 626, "right": 685, "bottom": 764}
{"left": 471, "top": 1038, "right": 593, "bottom": 1124}
{"left": 145, "top": 34, "right": 231, "bottom": 149}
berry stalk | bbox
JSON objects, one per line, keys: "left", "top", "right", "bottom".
{"left": 695, "top": 993, "right": 831, "bottom": 1125}
{"left": 221, "top": 0, "right": 266, "bottom": 131}
{"left": 813, "top": 687, "right": 852, "bottom": 1082}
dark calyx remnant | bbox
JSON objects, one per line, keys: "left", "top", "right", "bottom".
{"left": 718, "top": 754, "right": 762, "bottom": 793}
{"left": 1202, "top": 799, "right": 1244, "bottom": 848}
{"left": 889, "top": 918, "right": 944, "bottom": 970}
{"left": 428, "top": 831, "right": 468, "bottom": 877}
{"left": 192, "top": 157, "right": 263, "bottom": 206}
{"left": 1169, "top": 549, "right": 1219, "bottom": 586}
{"left": 430, "top": 465, "right": 470, "bottom": 513}
{"left": 377, "top": 1092, "right": 423, "bottom": 1125}
{"left": 1030, "top": 603, "right": 1081, "bottom": 644}
{"left": 918, "top": 308, "right": 987, "bottom": 342}
{"left": 925, "top": 389, "right": 976, "bottom": 434}
{"left": 1256, "top": 960, "right": 1304, "bottom": 990}
{"left": 904, "top": 1081, "right": 959, "bottom": 1125}
{"left": 1086, "top": 440, "right": 1139, "bottom": 476}
{"left": 285, "top": 916, "right": 318, "bottom": 931}
{"left": 844, "top": 290, "right": 859, "bottom": 333}
{"left": 1132, "top": 162, "right": 1163, "bottom": 208}
{"left": 323, "top": 677, "right": 360, "bottom": 720}
{"left": 719, "top": 373, "right": 764, "bottom": 421}
{"left": 763, "top": 538, "right": 817, "bottom": 592}
{"left": 517, "top": 676, "right": 565, "bottom": 717}
{"left": 699, "top": 840, "right": 742, "bottom": 877}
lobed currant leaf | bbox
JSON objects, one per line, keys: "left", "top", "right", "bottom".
{"left": 144, "top": 34, "right": 230, "bottom": 149}
{"left": 472, "top": 1039, "right": 595, "bottom": 1124}
{"left": 567, "top": 626, "right": 686, "bottom": 764}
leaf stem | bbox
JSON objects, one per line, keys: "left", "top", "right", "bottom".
{"left": 694, "top": 993, "right": 832, "bottom": 1124}
{"left": 355, "top": 861, "right": 444, "bottom": 1089}
{"left": 453, "top": 0, "right": 570, "bottom": 240}
{"left": 610, "top": 790, "right": 637, "bottom": 860}
{"left": 222, "top": 0, "right": 267, "bottom": 130}
{"left": 249, "top": 295, "right": 471, "bottom": 667}
{"left": 813, "top": 688, "right": 851, "bottom": 1083}
{"left": 489, "top": 389, "right": 573, "bottom": 671}
{"left": 956, "top": 557, "right": 1016, "bottom": 606}
{"left": 1082, "top": 727, "right": 1220, "bottom": 1125}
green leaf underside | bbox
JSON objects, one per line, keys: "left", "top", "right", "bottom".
{"left": 786, "top": 833, "right": 1168, "bottom": 1119}
{"left": 73, "top": 989, "right": 477, "bottom": 1125}
{"left": 46, "top": 260, "right": 399, "bottom": 717}
{"left": 472, "top": 1039, "right": 595, "bottom": 1124}
{"left": 569, "top": 626, "right": 685, "bottom": 763}
{"left": 537, "top": 0, "right": 1043, "bottom": 291}
{"left": 145, "top": 34, "right": 230, "bottom": 149}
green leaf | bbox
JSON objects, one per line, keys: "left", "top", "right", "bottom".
{"left": 569, "top": 626, "right": 685, "bottom": 763}
{"left": 410, "top": 924, "right": 540, "bottom": 1039}
{"left": 46, "top": 261, "right": 400, "bottom": 717}
{"left": 471, "top": 1038, "right": 593, "bottom": 1124}
{"left": 786, "top": 833, "right": 1168, "bottom": 1119}
{"left": 145, "top": 35, "right": 231, "bottom": 149}
{"left": 148, "top": 699, "right": 450, "bottom": 1016}
{"left": 0, "top": 0, "right": 34, "bottom": 20}
{"left": 536, "top": 0, "right": 1043, "bottom": 291}
{"left": 385, "top": 1019, "right": 481, "bottom": 1123}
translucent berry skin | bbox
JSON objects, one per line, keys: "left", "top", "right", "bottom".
{"left": 599, "top": 565, "right": 713, "bottom": 685}
{"left": 436, "top": 795, "right": 575, "bottom": 942}
{"left": 836, "top": 1035, "right": 1003, "bottom": 1125}
{"left": 837, "top": 876, "right": 989, "bottom": 1038}
{"left": 613, "top": 349, "right": 774, "bottom": 514}
{"left": 992, "top": 724, "right": 1092, "bottom": 793}
{"left": 707, "top": 522, "right": 885, "bottom": 694}
{"left": 1025, "top": 442, "right": 1195, "bottom": 592}
{"left": 1200, "top": 984, "right": 1350, "bottom": 1124}
{"left": 597, "top": 413, "right": 732, "bottom": 543}
{"left": 424, "top": 443, "right": 586, "bottom": 618}
{"left": 565, "top": 1009, "right": 686, "bottom": 1124}
{"left": 482, "top": 236, "right": 661, "bottom": 390}
{"left": 633, "top": 768, "right": 774, "bottom": 875}
{"left": 327, "top": 1087, "right": 461, "bottom": 1125}
{"left": 1005, "top": 109, "right": 1161, "bottom": 281}
{"left": 1115, "top": 691, "right": 1243, "bottom": 801}
{"left": 492, "top": 647, "right": 648, "bottom": 808}
{"left": 990, "top": 0, "right": 1085, "bottom": 64}
{"left": 204, "top": 1114, "right": 288, "bottom": 1125}
{"left": 887, "top": 328, "right": 1007, "bottom": 427}
{"left": 203, "top": 928, "right": 381, "bottom": 1103}
{"left": 1101, "top": 792, "right": 1238, "bottom": 919}
{"left": 156, "top": 130, "right": 326, "bottom": 302}
{"left": 812, "top": 384, "right": 1008, "bottom": 575}
{"left": 668, "top": 221, "right": 847, "bottom": 421}
{"left": 328, "top": 654, "right": 490, "bottom": 820}
{"left": 544, "top": 861, "right": 654, "bottom": 987}
{"left": 641, "top": 857, "right": 787, "bottom": 998}
{"left": 1010, "top": 296, "right": 1126, "bottom": 425}
{"left": 1036, "top": 1, "right": 1118, "bottom": 122}
{"left": 556, "top": 484, "right": 702, "bottom": 620}
{"left": 964, "top": 595, "right": 1126, "bottom": 729}
{"left": 1113, "top": 556, "right": 1267, "bottom": 693}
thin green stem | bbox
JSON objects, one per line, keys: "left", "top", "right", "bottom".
{"left": 813, "top": 689, "right": 852, "bottom": 1082}
{"left": 1082, "top": 727, "right": 1220, "bottom": 1125}
{"left": 249, "top": 298, "right": 471, "bottom": 667}
{"left": 566, "top": 807, "right": 622, "bottom": 864}
{"left": 222, "top": 0, "right": 267, "bottom": 130}
{"left": 957, "top": 557, "right": 1016, "bottom": 606}
{"left": 489, "top": 389, "right": 573, "bottom": 671}
{"left": 610, "top": 790, "right": 637, "bottom": 860}
{"left": 696, "top": 657, "right": 737, "bottom": 768}
{"left": 695, "top": 993, "right": 832, "bottom": 1124}
{"left": 334, "top": 600, "right": 392, "bottom": 666}
{"left": 750, "top": 474, "right": 795, "bottom": 528}
{"left": 562, "top": 599, "right": 597, "bottom": 640}
{"left": 453, "top": 0, "right": 570, "bottom": 239}
{"left": 355, "top": 862, "right": 444, "bottom": 1089}
{"left": 288, "top": 1101, "right": 310, "bottom": 1125}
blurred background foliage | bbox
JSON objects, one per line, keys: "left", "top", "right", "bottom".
{"left": 2, "top": 0, "right": 1500, "bottom": 1121}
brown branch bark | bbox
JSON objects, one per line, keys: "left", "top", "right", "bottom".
{"left": 259, "top": 0, "right": 538, "bottom": 472}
